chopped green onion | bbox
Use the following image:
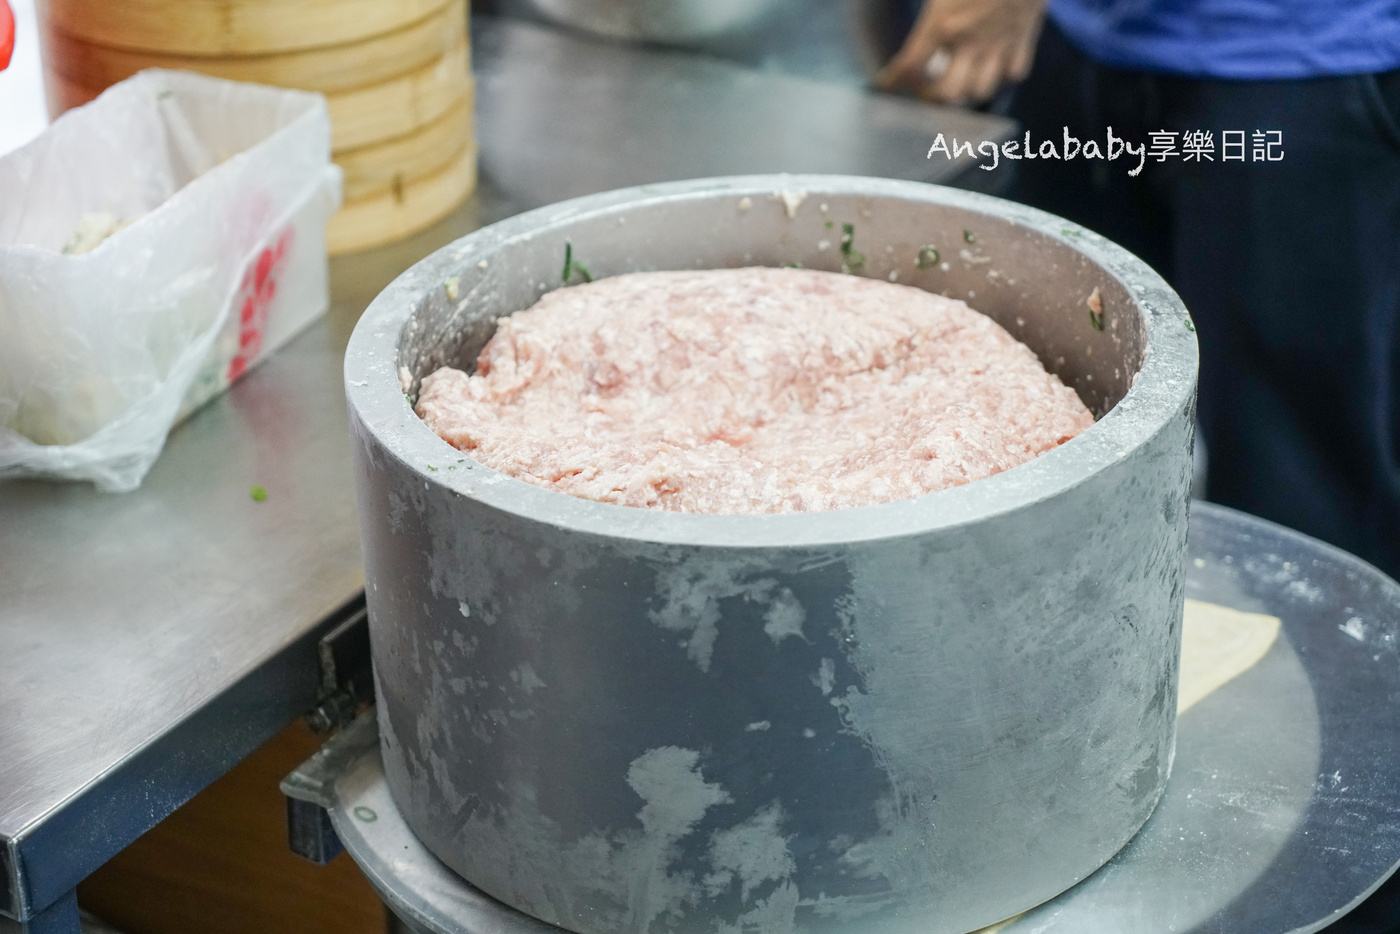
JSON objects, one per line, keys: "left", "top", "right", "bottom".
{"left": 1087, "top": 286, "right": 1105, "bottom": 331}
{"left": 562, "top": 242, "right": 593, "bottom": 284}
{"left": 916, "top": 245, "right": 940, "bottom": 269}
{"left": 839, "top": 222, "right": 866, "bottom": 274}
{"left": 250, "top": 485, "right": 267, "bottom": 502}
{"left": 963, "top": 229, "right": 976, "bottom": 244}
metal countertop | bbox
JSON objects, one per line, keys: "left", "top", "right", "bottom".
{"left": 0, "top": 16, "right": 1009, "bottom": 925}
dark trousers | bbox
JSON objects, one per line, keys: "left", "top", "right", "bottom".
{"left": 1010, "top": 22, "right": 1400, "bottom": 589}
{"left": 1009, "top": 25, "right": 1400, "bottom": 931}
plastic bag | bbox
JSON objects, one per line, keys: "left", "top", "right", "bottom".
{"left": 1, "top": 0, "right": 14, "bottom": 72}
{"left": 0, "top": 69, "right": 342, "bottom": 491}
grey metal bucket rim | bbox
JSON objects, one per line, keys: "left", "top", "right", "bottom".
{"left": 345, "top": 173, "right": 1198, "bottom": 549}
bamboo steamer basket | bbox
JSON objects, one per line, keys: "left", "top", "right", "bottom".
{"left": 44, "top": 43, "right": 472, "bottom": 154}
{"left": 43, "top": 62, "right": 478, "bottom": 255}
{"left": 37, "top": 0, "right": 455, "bottom": 55}
{"left": 38, "top": 0, "right": 476, "bottom": 253}
{"left": 40, "top": 66, "right": 97, "bottom": 116}
{"left": 325, "top": 44, "right": 470, "bottom": 152}
{"left": 337, "top": 99, "right": 473, "bottom": 202}
{"left": 326, "top": 144, "right": 477, "bottom": 255}
{"left": 39, "top": 1, "right": 465, "bottom": 96}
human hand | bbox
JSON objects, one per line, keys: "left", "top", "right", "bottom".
{"left": 876, "top": 0, "right": 1046, "bottom": 106}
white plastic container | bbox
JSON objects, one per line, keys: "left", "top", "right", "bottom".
{"left": 0, "top": 68, "right": 342, "bottom": 491}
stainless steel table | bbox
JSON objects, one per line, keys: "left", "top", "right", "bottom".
{"left": 0, "top": 17, "right": 1011, "bottom": 932}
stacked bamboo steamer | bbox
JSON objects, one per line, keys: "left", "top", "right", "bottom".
{"left": 36, "top": 0, "right": 477, "bottom": 254}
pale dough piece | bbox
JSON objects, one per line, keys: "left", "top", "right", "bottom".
{"left": 973, "top": 599, "right": 1283, "bottom": 933}
{"left": 1177, "top": 598, "right": 1282, "bottom": 714}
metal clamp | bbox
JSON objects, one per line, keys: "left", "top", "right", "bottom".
{"left": 305, "top": 603, "right": 373, "bottom": 734}
{"left": 281, "top": 711, "right": 380, "bottom": 864}
{"left": 283, "top": 600, "right": 376, "bottom": 864}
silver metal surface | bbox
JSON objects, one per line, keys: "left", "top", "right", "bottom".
{"left": 472, "top": 18, "right": 1015, "bottom": 212}
{"left": 0, "top": 332, "right": 366, "bottom": 918}
{"left": 296, "top": 503, "right": 1400, "bottom": 934}
{"left": 0, "top": 20, "right": 1013, "bottom": 923}
{"left": 346, "top": 174, "right": 1198, "bottom": 934}
{"left": 691, "top": 0, "right": 908, "bottom": 85}
{"left": 497, "top": 0, "right": 795, "bottom": 45}
{"left": 496, "top": 0, "right": 912, "bottom": 86}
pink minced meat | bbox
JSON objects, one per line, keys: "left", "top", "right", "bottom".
{"left": 415, "top": 267, "right": 1093, "bottom": 514}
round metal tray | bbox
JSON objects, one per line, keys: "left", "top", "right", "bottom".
{"left": 313, "top": 502, "right": 1400, "bottom": 934}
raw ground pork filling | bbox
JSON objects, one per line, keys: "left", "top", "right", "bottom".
{"left": 415, "top": 267, "right": 1094, "bottom": 514}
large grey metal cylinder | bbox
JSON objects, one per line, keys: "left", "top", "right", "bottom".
{"left": 345, "top": 175, "right": 1199, "bottom": 934}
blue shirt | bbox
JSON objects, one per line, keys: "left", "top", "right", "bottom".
{"left": 1048, "top": 0, "right": 1400, "bottom": 78}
